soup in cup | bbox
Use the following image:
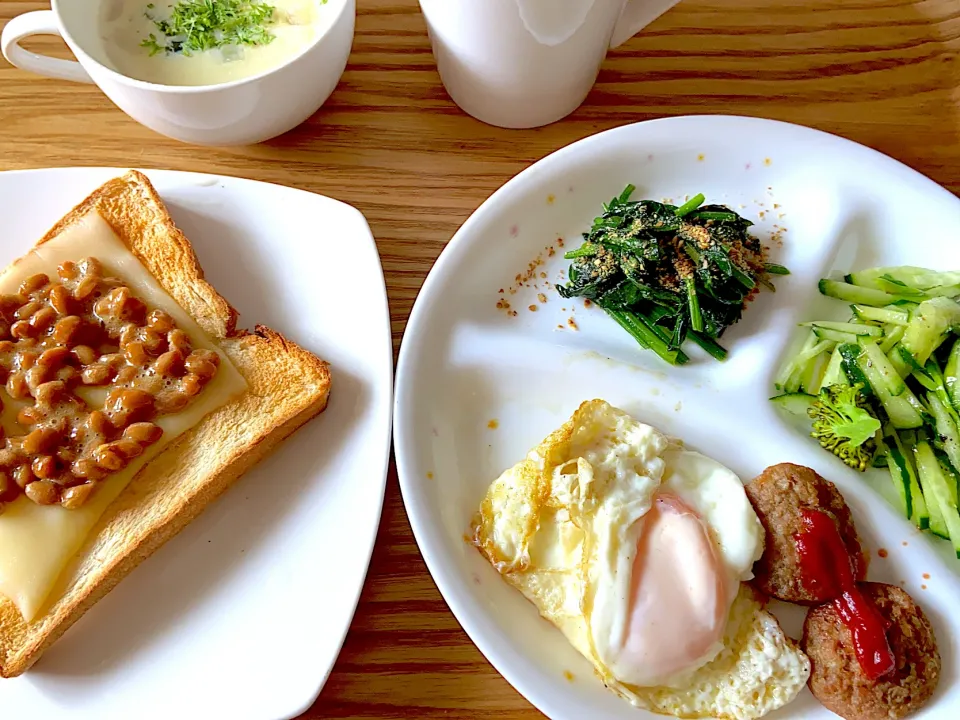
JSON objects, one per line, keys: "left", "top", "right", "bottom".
{"left": 1, "top": 0, "right": 355, "bottom": 145}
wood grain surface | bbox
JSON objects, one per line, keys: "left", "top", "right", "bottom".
{"left": 1, "top": 0, "right": 959, "bottom": 717}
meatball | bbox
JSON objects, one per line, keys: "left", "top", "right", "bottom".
{"left": 803, "top": 583, "right": 940, "bottom": 720}
{"left": 745, "top": 463, "right": 867, "bottom": 603}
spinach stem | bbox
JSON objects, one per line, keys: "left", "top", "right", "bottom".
{"left": 758, "top": 276, "right": 776, "bottom": 293}
{"left": 603, "top": 307, "right": 687, "bottom": 365}
{"left": 689, "top": 210, "right": 738, "bottom": 222}
{"left": 685, "top": 276, "right": 703, "bottom": 332}
{"left": 688, "top": 331, "right": 728, "bottom": 360}
{"left": 634, "top": 310, "right": 690, "bottom": 364}
{"left": 732, "top": 265, "right": 756, "bottom": 290}
{"left": 675, "top": 193, "right": 705, "bottom": 218}
{"left": 646, "top": 305, "right": 672, "bottom": 323}
{"left": 603, "top": 307, "right": 651, "bottom": 350}
{"left": 764, "top": 262, "right": 791, "bottom": 276}
{"left": 563, "top": 243, "right": 597, "bottom": 260}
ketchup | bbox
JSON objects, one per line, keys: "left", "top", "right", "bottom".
{"left": 793, "top": 509, "right": 895, "bottom": 680}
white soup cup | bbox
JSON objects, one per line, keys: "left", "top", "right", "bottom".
{"left": 1, "top": 0, "right": 355, "bottom": 146}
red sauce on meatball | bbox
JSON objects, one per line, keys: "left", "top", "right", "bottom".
{"left": 794, "top": 509, "right": 895, "bottom": 680}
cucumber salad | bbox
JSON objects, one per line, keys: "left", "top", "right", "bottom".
{"left": 772, "top": 266, "right": 960, "bottom": 556}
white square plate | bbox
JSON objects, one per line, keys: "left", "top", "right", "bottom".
{"left": 0, "top": 168, "right": 393, "bottom": 720}
{"left": 395, "top": 116, "right": 960, "bottom": 719}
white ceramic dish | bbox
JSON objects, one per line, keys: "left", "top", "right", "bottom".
{"left": 418, "top": 0, "right": 679, "bottom": 129}
{"left": 395, "top": 116, "right": 960, "bottom": 719}
{"left": 0, "top": 168, "right": 392, "bottom": 720}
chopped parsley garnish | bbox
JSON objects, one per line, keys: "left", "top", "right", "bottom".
{"left": 140, "top": 0, "right": 277, "bottom": 57}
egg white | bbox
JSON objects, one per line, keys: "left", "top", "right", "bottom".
{"left": 472, "top": 399, "right": 808, "bottom": 719}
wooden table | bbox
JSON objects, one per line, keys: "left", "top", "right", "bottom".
{"left": 1, "top": 1, "right": 959, "bottom": 717}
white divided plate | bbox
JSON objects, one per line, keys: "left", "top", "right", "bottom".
{"left": 395, "top": 116, "right": 960, "bottom": 719}
{"left": 0, "top": 168, "right": 393, "bottom": 720}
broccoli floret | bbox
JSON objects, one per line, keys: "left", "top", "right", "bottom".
{"left": 808, "top": 384, "right": 882, "bottom": 472}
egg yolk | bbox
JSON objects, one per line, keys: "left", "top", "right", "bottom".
{"left": 619, "top": 494, "right": 727, "bottom": 687}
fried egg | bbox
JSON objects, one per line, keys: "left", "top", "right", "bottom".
{"left": 472, "top": 399, "right": 810, "bottom": 719}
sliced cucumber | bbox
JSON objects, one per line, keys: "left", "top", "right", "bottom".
{"left": 839, "top": 343, "right": 872, "bottom": 395}
{"left": 802, "top": 353, "right": 828, "bottom": 395}
{"left": 945, "top": 337, "right": 960, "bottom": 411}
{"left": 913, "top": 370, "right": 939, "bottom": 392}
{"left": 819, "top": 279, "right": 905, "bottom": 307}
{"left": 779, "top": 370, "right": 802, "bottom": 395}
{"left": 858, "top": 340, "right": 906, "bottom": 396}
{"left": 804, "top": 339, "right": 835, "bottom": 360}
{"left": 913, "top": 441, "right": 950, "bottom": 539}
{"left": 847, "top": 266, "right": 960, "bottom": 292}
{"left": 921, "top": 284, "right": 960, "bottom": 298}
{"left": 873, "top": 276, "right": 928, "bottom": 299}
{"left": 851, "top": 304, "right": 910, "bottom": 325}
{"left": 915, "top": 440, "right": 960, "bottom": 554}
{"left": 845, "top": 269, "right": 887, "bottom": 289}
{"left": 790, "top": 342, "right": 831, "bottom": 394}
{"left": 802, "top": 321, "right": 883, "bottom": 337}
{"left": 879, "top": 324, "right": 906, "bottom": 354}
{"left": 813, "top": 327, "right": 861, "bottom": 344}
{"left": 901, "top": 297, "right": 960, "bottom": 366}
{"left": 856, "top": 348, "right": 924, "bottom": 428}
{"left": 888, "top": 347, "right": 913, "bottom": 379}
{"left": 820, "top": 345, "right": 848, "bottom": 390}
{"left": 939, "top": 456, "right": 960, "bottom": 507}
{"left": 770, "top": 392, "right": 817, "bottom": 416}
{"left": 923, "top": 358, "right": 960, "bottom": 426}
{"left": 891, "top": 429, "right": 928, "bottom": 529}
{"left": 897, "top": 343, "right": 924, "bottom": 370}
{"left": 901, "top": 268, "right": 960, "bottom": 289}
{"left": 775, "top": 331, "right": 820, "bottom": 392}
{"left": 928, "top": 393, "right": 960, "bottom": 480}
{"left": 886, "top": 443, "right": 912, "bottom": 517}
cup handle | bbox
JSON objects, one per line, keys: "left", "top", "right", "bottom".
{"left": 609, "top": 0, "right": 681, "bottom": 49}
{"left": 1, "top": 10, "right": 93, "bottom": 84}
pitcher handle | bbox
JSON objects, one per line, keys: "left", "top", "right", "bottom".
{"left": 610, "top": 0, "right": 681, "bottom": 49}
{"left": 1, "top": 10, "right": 93, "bottom": 84}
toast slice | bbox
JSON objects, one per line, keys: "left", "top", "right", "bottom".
{"left": 0, "top": 170, "right": 331, "bottom": 677}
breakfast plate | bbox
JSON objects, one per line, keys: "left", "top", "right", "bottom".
{"left": 0, "top": 168, "right": 393, "bottom": 720}
{"left": 395, "top": 115, "right": 960, "bottom": 719}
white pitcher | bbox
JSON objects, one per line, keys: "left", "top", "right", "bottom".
{"left": 419, "top": 0, "right": 680, "bottom": 129}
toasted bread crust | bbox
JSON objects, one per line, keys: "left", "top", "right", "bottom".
{"left": 39, "top": 171, "right": 238, "bottom": 339}
{"left": 0, "top": 171, "right": 331, "bottom": 677}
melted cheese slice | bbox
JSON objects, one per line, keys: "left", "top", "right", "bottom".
{"left": 0, "top": 211, "right": 246, "bottom": 621}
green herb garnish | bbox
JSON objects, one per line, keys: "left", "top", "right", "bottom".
{"left": 556, "top": 186, "right": 786, "bottom": 365}
{"left": 140, "top": 0, "right": 277, "bottom": 56}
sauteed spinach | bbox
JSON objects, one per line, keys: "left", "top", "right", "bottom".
{"left": 557, "top": 185, "right": 787, "bottom": 365}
